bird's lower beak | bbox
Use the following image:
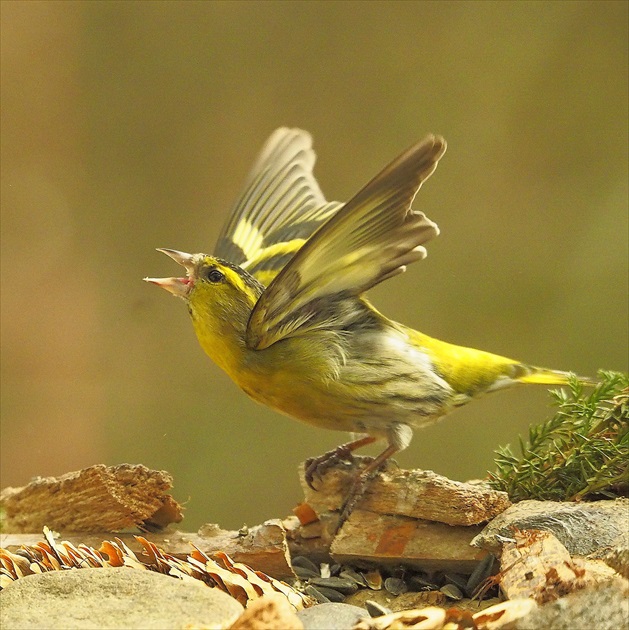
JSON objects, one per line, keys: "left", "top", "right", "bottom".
{"left": 144, "top": 248, "right": 196, "bottom": 298}
{"left": 144, "top": 276, "right": 192, "bottom": 298}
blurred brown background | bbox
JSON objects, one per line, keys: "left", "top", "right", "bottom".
{"left": 2, "top": 1, "right": 627, "bottom": 530}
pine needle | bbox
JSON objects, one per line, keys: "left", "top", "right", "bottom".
{"left": 488, "top": 371, "right": 628, "bottom": 502}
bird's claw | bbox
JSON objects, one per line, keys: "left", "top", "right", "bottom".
{"left": 304, "top": 445, "right": 354, "bottom": 490}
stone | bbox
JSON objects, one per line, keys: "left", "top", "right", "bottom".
{"left": 0, "top": 567, "right": 243, "bottom": 629}
{"left": 297, "top": 602, "right": 368, "bottom": 630}
{"left": 471, "top": 498, "right": 629, "bottom": 558}
{"left": 513, "top": 579, "right": 629, "bottom": 630}
{"left": 331, "top": 509, "right": 488, "bottom": 573}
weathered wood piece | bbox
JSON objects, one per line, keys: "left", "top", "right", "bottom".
{"left": 352, "top": 599, "right": 538, "bottom": 630}
{"left": 472, "top": 498, "right": 629, "bottom": 558}
{"left": 0, "top": 520, "right": 295, "bottom": 580}
{"left": 300, "top": 458, "right": 510, "bottom": 527}
{"left": 499, "top": 529, "right": 620, "bottom": 603}
{"left": 230, "top": 593, "right": 304, "bottom": 630}
{"left": 330, "top": 509, "right": 488, "bottom": 573}
{"left": 602, "top": 545, "right": 629, "bottom": 578}
{"left": 0, "top": 464, "right": 183, "bottom": 533}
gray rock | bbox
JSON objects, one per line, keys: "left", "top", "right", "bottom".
{"left": 298, "top": 602, "right": 368, "bottom": 630}
{"left": 0, "top": 567, "right": 244, "bottom": 629}
{"left": 513, "top": 579, "right": 629, "bottom": 630}
{"left": 472, "top": 498, "right": 629, "bottom": 557}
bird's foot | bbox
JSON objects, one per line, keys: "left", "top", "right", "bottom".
{"left": 304, "top": 444, "right": 355, "bottom": 490}
{"left": 304, "top": 435, "right": 378, "bottom": 490}
{"left": 336, "top": 443, "right": 399, "bottom": 531}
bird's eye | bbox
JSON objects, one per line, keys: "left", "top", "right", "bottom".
{"left": 206, "top": 268, "right": 225, "bottom": 283}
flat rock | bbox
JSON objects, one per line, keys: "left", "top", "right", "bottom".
{"left": 332, "top": 509, "right": 488, "bottom": 573}
{"left": 471, "top": 498, "right": 629, "bottom": 557}
{"left": 0, "top": 567, "right": 243, "bottom": 629}
{"left": 301, "top": 459, "right": 510, "bottom": 526}
{"left": 297, "top": 602, "right": 368, "bottom": 630}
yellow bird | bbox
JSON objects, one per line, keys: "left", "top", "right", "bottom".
{"left": 146, "top": 128, "right": 589, "bottom": 517}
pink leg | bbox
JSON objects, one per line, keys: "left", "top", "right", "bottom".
{"left": 338, "top": 443, "right": 399, "bottom": 526}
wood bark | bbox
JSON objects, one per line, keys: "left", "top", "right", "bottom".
{"left": 299, "top": 458, "right": 510, "bottom": 527}
{"left": 0, "top": 464, "right": 183, "bottom": 533}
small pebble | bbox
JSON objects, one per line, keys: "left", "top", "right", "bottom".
{"left": 309, "top": 577, "right": 358, "bottom": 595}
{"left": 365, "top": 599, "right": 392, "bottom": 617}
{"left": 294, "top": 566, "right": 320, "bottom": 580}
{"left": 311, "top": 585, "right": 346, "bottom": 603}
{"left": 363, "top": 569, "right": 382, "bottom": 590}
{"left": 466, "top": 553, "right": 496, "bottom": 597}
{"left": 292, "top": 556, "right": 320, "bottom": 574}
{"left": 340, "top": 568, "right": 368, "bottom": 587}
{"left": 384, "top": 577, "right": 407, "bottom": 596}
{"left": 304, "top": 584, "right": 331, "bottom": 604}
{"left": 440, "top": 583, "right": 464, "bottom": 600}
{"left": 443, "top": 573, "right": 468, "bottom": 592}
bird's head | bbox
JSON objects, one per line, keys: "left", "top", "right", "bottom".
{"left": 145, "top": 249, "right": 264, "bottom": 338}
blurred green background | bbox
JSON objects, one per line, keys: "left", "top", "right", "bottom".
{"left": 2, "top": 1, "right": 627, "bottom": 530}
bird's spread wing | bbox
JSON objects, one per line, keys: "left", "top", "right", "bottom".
{"left": 246, "top": 134, "right": 447, "bottom": 350}
{"left": 214, "top": 128, "right": 343, "bottom": 286}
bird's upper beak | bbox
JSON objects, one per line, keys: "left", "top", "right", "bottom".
{"left": 144, "top": 248, "right": 196, "bottom": 299}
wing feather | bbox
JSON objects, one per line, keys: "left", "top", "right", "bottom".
{"left": 246, "top": 135, "right": 447, "bottom": 350}
{"left": 214, "top": 128, "right": 343, "bottom": 283}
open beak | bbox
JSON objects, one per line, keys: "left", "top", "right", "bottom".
{"left": 144, "top": 249, "right": 196, "bottom": 298}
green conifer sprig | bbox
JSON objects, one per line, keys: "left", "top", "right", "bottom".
{"left": 489, "top": 370, "right": 628, "bottom": 502}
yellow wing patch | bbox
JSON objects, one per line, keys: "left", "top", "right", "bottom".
{"left": 242, "top": 239, "right": 307, "bottom": 285}
{"left": 232, "top": 218, "right": 264, "bottom": 262}
{"left": 214, "top": 128, "right": 343, "bottom": 284}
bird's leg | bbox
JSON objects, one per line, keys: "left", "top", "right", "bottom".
{"left": 337, "top": 443, "right": 399, "bottom": 528}
{"left": 304, "top": 435, "right": 377, "bottom": 489}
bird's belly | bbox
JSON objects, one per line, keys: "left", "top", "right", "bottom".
{"left": 239, "top": 371, "right": 366, "bottom": 433}
{"left": 236, "top": 333, "right": 454, "bottom": 435}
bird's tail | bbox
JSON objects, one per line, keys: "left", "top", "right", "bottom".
{"left": 516, "top": 366, "right": 596, "bottom": 387}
